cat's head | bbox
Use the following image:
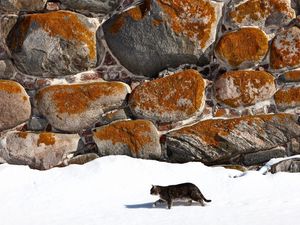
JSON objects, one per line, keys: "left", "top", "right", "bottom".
{"left": 150, "top": 185, "right": 160, "bottom": 195}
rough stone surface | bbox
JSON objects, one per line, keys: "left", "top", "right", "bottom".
{"left": 270, "top": 158, "right": 300, "bottom": 173}
{"left": 0, "top": 80, "right": 31, "bottom": 131}
{"left": 274, "top": 86, "right": 300, "bottom": 110}
{"left": 242, "top": 147, "right": 286, "bottom": 166}
{"left": 103, "top": 0, "right": 223, "bottom": 77}
{"left": 36, "top": 81, "right": 130, "bottom": 133}
{"left": 225, "top": 0, "right": 295, "bottom": 33}
{"left": 0, "top": 60, "right": 15, "bottom": 79}
{"left": 0, "top": 131, "right": 80, "bottom": 170}
{"left": 93, "top": 120, "right": 161, "bottom": 159}
{"left": 270, "top": 27, "right": 300, "bottom": 70}
{"left": 281, "top": 70, "right": 300, "bottom": 82}
{"left": 7, "top": 10, "right": 103, "bottom": 77}
{"left": 59, "top": 0, "right": 121, "bottom": 16}
{"left": 215, "top": 27, "right": 269, "bottom": 69}
{"left": 214, "top": 70, "right": 276, "bottom": 108}
{"left": 129, "top": 69, "right": 206, "bottom": 123}
{"left": 0, "top": 0, "right": 46, "bottom": 13}
{"left": 67, "top": 153, "right": 99, "bottom": 165}
{"left": 166, "top": 114, "right": 300, "bottom": 164}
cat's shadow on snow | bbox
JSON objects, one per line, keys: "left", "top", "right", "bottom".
{"left": 125, "top": 201, "right": 201, "bottom": 209}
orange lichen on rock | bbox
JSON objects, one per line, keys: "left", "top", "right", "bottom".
{"left": 215, "top": 28, "right": 268, "bottom": 67}
{"left": 270, "top": 27, "right": 300, "bottom": 70}
{"left": 17, "top": 131, "right": 28, "bottom": 139}
{"left": 36, "top": 82, "right": 126, "bottom": 115}
{"left": 0, "top": 80, "right": 22, "bottom": 94}
{"left": 37, "top": 132, "right": 56, "bottom": 146}
{"left": 9, "top": 11, "right": 96, "bottom": 60}
{"left": 229, "top": 0, "right": 294, "bottom": 24}
{"left": 215, "top": 70, "right": 276, "bottom": 108}
{"left": 172, "top": 114, "right": 292, "bottom": 147}
{"left": 274, "top": 87, "right": 300, "bottom": 109}
{"left": 284, "top": 70, "right": 300, "bottom": 81}
{"left": 129, "top": 69, "right": 205, "bottom": 118}
{"left": 93, "top": 120, "right": 154, "bottom": 155}
{"left": 157, "top": 0, "right": 216, "bottom": 49}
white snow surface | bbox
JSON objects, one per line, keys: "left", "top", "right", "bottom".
{"left": 1, "top": 155, "right": 300, "bottom": 225}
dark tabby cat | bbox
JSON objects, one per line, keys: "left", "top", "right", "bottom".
{"left": 150, "top": 182, "right": 211, "bottom": 209}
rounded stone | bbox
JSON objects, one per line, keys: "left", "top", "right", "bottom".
{"left": 92, "top": 119, "right": 161, "bottom": 159}
{"left": 0, "top": 0, "right": 47, "bottom": 13}
{"left": 102, "top": 0, "right": 223, "bottom": 77}
{"left": 274, "top": 87, "right": 300, "bottom": 110}
{"left": 7, "top": 10, "right": 104, "bottom": 77}
{"left": 0, "top": 80, "right": 31, "bottom": 131}
{"left": 129, "top": 69, "right": 206, "bottom": 123}
{"left": 35, "top": 81, "right": 130, "bottom": 132}
{"left": 214, "top": 70, "right": 276, "bottom": 108}
{"left": 215, "top": 27, "right": 269, "bottom": 69}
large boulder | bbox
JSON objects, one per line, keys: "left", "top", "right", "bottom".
{"left": 215, "top": 27, "right": 269, "bottom": 69}
{"left": 129, "top": 69, "right": 206, "bottom": 123}
{"left": 274, "top": 86, "right": 300, "bottom": 110}
{"left": 0, "top": 80, "right": 31, "bottom": 131}
{"left": 0, "top": 131, "right": 80, "bottom": 170}
{"left": 7, "top": 10, "right": 103, "bottom": 77}
{"left": 0, "top": 0, "right": 46, "bottom": 13}
{"left": 35, "top": 81, "right": 130, "bottom": 132}
{"left": 270, "top": 27, "right": 300, "bottom": 70}
{"left": 225, "top": 0, "right": 295, "bottom": 33}
{"left": 93, "top": 120, "right": 161, "bottom": 159}
{"left": 165, "top": 114, "right": 300, "bottom": 164}
{"left": 214, "top": 70, "right": 276, "bottom": 108}
{"left": 103, "top": 0, "right": 223, "bottom": 77}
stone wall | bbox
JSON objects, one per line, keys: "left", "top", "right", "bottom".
{"left": 1, "top": 0, "right": 300, "bottom": 170}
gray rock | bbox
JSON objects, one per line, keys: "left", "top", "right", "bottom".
{"left": 0, "top": 0, "right": 47, "bottom": 13}
{"left": 271, "top": 158, "right": 300, "bottom": 173}
{"left": 0, "top": 60, "right": 15, "bottom": 79}
{"left": 166, "top": 114, "right": 300, "bottom": 164}
{"left": 0, "top": 80, "right": 31, "bottom": 131}
{"left": 7, "top": 10, "right": 104, "bottom": 77}
{"left": 67, "top": 153, "right": 99, "bottom": 165}
{"left": 93, "top": 119, "right": 161, "bottom": 159}
{"left": 102, "top": 0, "right": 223, "bottom": 77}
{"left": 0, "top": 131, "right": 80, "bottom": 170}
{"left": 242, "top": 147, "right": 286, "bottom": 166}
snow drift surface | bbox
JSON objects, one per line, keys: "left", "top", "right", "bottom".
{"left": 0, "top": 156, "right": 300, "bottom": 225}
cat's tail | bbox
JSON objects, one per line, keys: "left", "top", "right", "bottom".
{"left": 201, "top": 195, "right": 212, "bottom": 202}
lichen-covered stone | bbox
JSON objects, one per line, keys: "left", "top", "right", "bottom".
{"left": 215, "top": 28, "right": 269, "bottom": 68}
{"left": 0, "top": 131, "right": 79, "bottom": 170}
{"left": 103, "top": 0, "right": 223, "bottom": 77}
{"left": 274, "top": 86, "right": 300, "bottom": 110}
{"left": 36, "top": 82, "right": 130, "bottom": 132}
{"left": 7, "top": 10, "right": 103, "bottom": 77}
{"left": 59, "top": 0, "right": 122, "bottom": 16}
{"left": 129, "top": 69, "right": 206, "bottom": 123}
{"left": 0, "top": 80, "right": 31, "bottom": 131}
{"left": 226, "top": 0, "right": 295, "bottom": 33}
{"left": 281, "top": 70, "right": 300, "bottom": 82}
{"left": 214, "top": 70, "right": 276, "bottom": 108}
{"left": 0, "top": 0, "right": 46, "bottom": 13}
{"left": 93, "top": 120, "right": 161, "bottom": 159}
{"left": 166, "top": 114, "right": 300, "bottom": 164}
{"left": 270, "top": 27, "right": 300, "bottom": 70}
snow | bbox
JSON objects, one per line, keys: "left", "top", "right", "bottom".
{"left": 1, "top": 155, "right": 300, "bottom": 225}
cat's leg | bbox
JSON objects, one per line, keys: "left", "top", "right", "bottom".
{"left": 187, "top": 199, "right": 193, "bottom": 206}
{"left": 191, "top": 192, "right": 205, "bottom": 206}
{"left": 167, "top": 199, "right": 172, "bottom": 209}
{"left": 153, "top": 199, "right": 165, "bottom": 207}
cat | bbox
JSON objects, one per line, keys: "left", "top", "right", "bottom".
{"left": 150, "top": 182, "right": 211, "bottom": 209}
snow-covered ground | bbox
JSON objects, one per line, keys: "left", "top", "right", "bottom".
{"left": 1, "top": 155, "right": 300, "bottom": 225}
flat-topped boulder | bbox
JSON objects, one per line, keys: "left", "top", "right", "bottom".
{"left": 0, "top": 80, "right": 31, "bottom": 131}
{"left": 7, "top": 10, "right": 103, "bottom": 77}
{"left": 166, "top": 114, "right": 300, "bottom": 164}
{"left": 274, "top": 86, "right": 300, "bottom": 110}
{"left": 270, "top": 27, "right": 300, "bottom": 70}
{"left": 129, "top": 69, "right": 206, "bottom": 123}
{"left": 0, "top": 0, "right": 46, "bottom": 13}
{"left": 215, "top": 27, "right": 269, "bottom": 69}
{"left": 0, "top": 131, "right": 80, "bottom": 170}
{"left": 36, "top": 82, "right": 130, "bottom": 132}
{"left": 93, "top": 120, "right": 161, "bottom": 159}
{"left": 103, "top": 0, "right": 223, "bottom": 77}
{"left": 226, "top": 0, "right": 295, "bottom": 33}
{"left": 214, "top": 70, "right": 276, "bottom": 108}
